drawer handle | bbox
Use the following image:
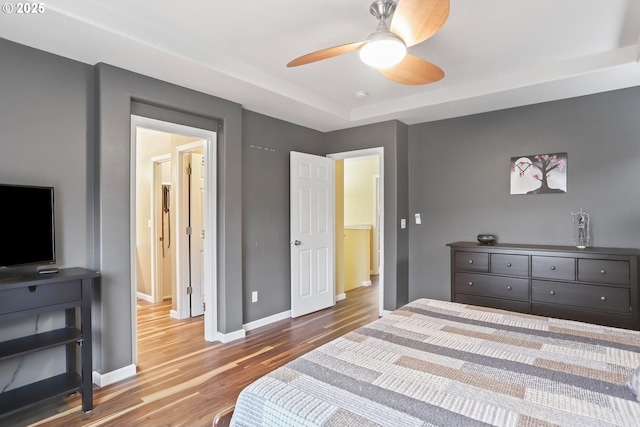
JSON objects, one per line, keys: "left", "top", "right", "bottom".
{"left": 28, "top": 285, "right": 38, "bottom": 293}
{"left": 601, "top": 296, "right": 607, "bottom": 301}
{"left": 468, "top": 260, "right": 474, "bottom": 264}
{"left": 468, "top": 281, "right": 473, "bottom": 286}
{"left": 600, "top": 269, "right": 606, "bottom": 274}
{"left": 506, "top": 263, "right": 512, "bottom": 267}
{"left": 550, "top": 290, "right": 555, "bottom": 295}
{"left": 507, "top": 286, "right": 512, "bottom": 290}
{"left": 549, "top": 266, "right": 556, "bottom": 271}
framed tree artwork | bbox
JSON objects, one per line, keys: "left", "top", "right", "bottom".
{"left": 510, "top": 152, "right": 567, "bottom": 195}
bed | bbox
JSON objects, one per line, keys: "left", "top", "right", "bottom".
{"left": 227, "top": 298, "right": 640, "bottom": 426}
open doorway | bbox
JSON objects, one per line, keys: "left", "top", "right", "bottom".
{"left": 329, "top": 148, "right": 383, "bottom": 316}
{"left": 130, "top": 116, "right": 218, "bottom": 367}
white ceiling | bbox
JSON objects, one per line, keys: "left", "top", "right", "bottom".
{"left": 2, "top": 0, "right": 640, "bottom": 132}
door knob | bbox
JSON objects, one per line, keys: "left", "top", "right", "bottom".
{"left": 293, "top": 240, "right": 301, "bottom": 246}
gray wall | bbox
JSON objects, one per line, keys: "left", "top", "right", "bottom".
{"left": 324, "top": 121, "right": 410, "bottom": 311}
{"left": 241, "top": 115, "right": 411, "bottom": 319}
{"left": 241, "top": 113, "right": 414, "bottom": 321}
{"left": 5, "top": 36, "right": 640, "bottom": 380}
{"left": 242, "top": 110, "right": 324, "bottom": 323}
{"left": 0, "top": 38, "right": 93, "bottom": 270}
{"left": 0, "top": 38, "right": 246, "bottom": 376}
{"left": 408, "top": 87, "right": 640, "bottom": 302}
{"left": 0, "top": 38, "right": 94, "bottom": 390}
{"left": 94, "top": 63, "right": 244, "bottom": 373}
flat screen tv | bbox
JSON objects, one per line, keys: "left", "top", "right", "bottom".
{"left": 0, "top": 183, "right": 56, "bottom": 269}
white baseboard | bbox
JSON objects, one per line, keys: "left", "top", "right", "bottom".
{"left": 93, "top": 364, "right": 137, "bottom": 387}
{"left": 335, "top": 293, "right": 346, "bottom": 301}
{"left": 169, "top": 309, "right": 179, "bottom": 319}
{"left": 136, "top": 292, "right": 153, "bottom": 303}
{"left": 216, "top": 329, "right": 246, "bottom": 343}
{"left": 380, "top": 309, "right": 392, "bottom": 317}
{"left": 362, "top": 280, "right": 372, "bottom": 287}
{"left": 244, "top": 310, "right": 291, "bottom": 332}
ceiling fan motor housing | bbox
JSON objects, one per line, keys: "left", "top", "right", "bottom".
{"left": 369, "top": 0, "right": 397, "bottom": 21}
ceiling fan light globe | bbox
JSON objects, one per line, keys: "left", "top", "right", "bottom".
{"left": 359, "top": 33, "right": 406, "bottom": 69}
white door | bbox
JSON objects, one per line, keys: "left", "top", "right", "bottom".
{"left": 189, "top": 152, "right": 205, "bottom": 317}
{"left": 290, "top": 151, "right": 335, "bottom": 318}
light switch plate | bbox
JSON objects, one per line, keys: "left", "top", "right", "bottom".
{"left": 415, "top": 213, "right": 422, "bottom": 224}
{"left": 400, "top": 219, "right": 406, "bottom": 229}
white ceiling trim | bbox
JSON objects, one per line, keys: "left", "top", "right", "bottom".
{"left": 351, "top": 46, "right": 640, "bottom": 123}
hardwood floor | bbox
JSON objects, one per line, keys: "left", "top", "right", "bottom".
{"left": 4, "top": 282, "right": 379, "bottom": 427}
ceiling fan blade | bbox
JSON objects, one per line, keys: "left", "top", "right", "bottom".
{"left": 287, "top": 41, "right": 367, "bottom": 67}
{"left": 380, "top": 55, "right": 444, "bottom": 85}
{"left": 390, "top": 0, "right": 450, "bottom": 47}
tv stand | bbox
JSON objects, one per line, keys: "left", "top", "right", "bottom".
{"left": 0, "top": 267, "right": 99, "bottom": 417}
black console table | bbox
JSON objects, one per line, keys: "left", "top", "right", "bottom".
{"left": 447, "top": 242, "right": 640, "bottom": 330}
{"left": 0, "top": 267, "right": 99, "bottom": 416}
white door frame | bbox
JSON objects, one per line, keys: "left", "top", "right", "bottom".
{"left": 130, "top": 115, "right": 218, "bottom": 366}
{"left": 328, "top": 147, "right": 384, "bottom": 317}
{"left": 372, "top": 174, "right": 380, "bottom": 275}
{"left": 150, "top": 153, "right": 171, "bottom": 304}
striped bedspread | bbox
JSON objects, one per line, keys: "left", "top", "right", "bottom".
{"left": 230, "top": 298, "right": 640, "bottom": 426}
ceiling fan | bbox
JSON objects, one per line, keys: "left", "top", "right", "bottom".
{"left": 287, "top": 0, "right": 449, "bottom": 85}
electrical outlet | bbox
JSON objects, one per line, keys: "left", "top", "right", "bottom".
{"left": 252, "top": 291, "right": 258, "bottom": 303}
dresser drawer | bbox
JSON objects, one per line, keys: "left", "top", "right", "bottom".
{"left": 531, "top": 256, "right": 575, "bottom": 281}
{"left": 0, "top": 281, "right": 81, "bottom": 316}
{"left": 455, "top": 273, "right": 529, "bottom": 301}
{"left": 455, "top": 294, "right": 531, "bottom": 314}
{"left": 454, "top": 251, "right": 489, "bottom": 272}
{"left": 531, "top": 280, "right": 629, "bottom": 314}
{"left": 578, "top": 259, "right": 629, "bottom": 285}
{"left": 491, "top": 254, "right": 529, "bottom": 276}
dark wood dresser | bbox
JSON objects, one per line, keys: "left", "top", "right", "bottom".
{"left": 447, "top": 242, "right": 640, "bottom": 330}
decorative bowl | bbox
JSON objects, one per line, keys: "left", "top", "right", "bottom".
{"left": 477, "top": 234, "right": 497, "bottom": 245}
